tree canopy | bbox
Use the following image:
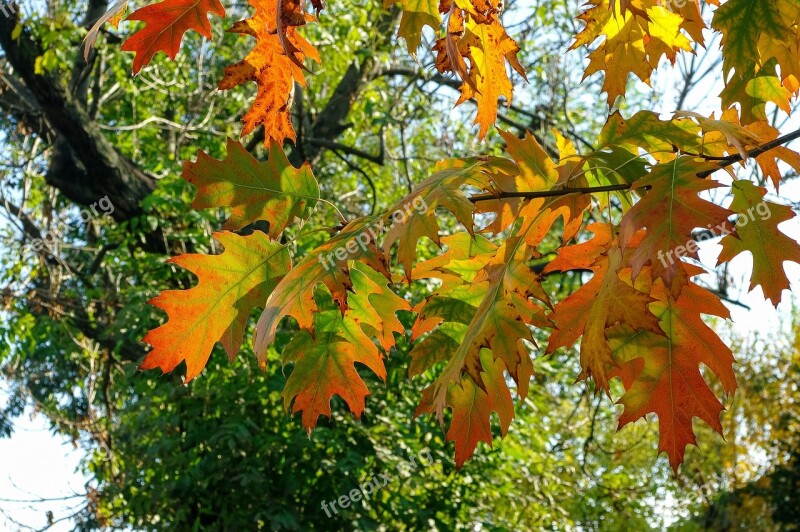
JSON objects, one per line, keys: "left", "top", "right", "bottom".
{"left": 1, "top": 0, "right": 800, "bottom": 529}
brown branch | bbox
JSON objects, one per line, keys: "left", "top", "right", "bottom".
{"left": 0, "top": 7, "right": 156, "bottom": 221}
{"left": 291, "top": 7, "right": 401, "bottom": 167}
{"left": 306, "top": 138, "right": 383, "bottom": 165}
{"left": 469, "top": 184, "right": 631, "bottom": 203}
{"left": 471, "top": 127, "right": 800, "bottom": 202}
{"left": 697, "top": 127, "right": 800, "bottom": 178}
{"left": 1, "top": 198, "right": 42, "bottom": 240}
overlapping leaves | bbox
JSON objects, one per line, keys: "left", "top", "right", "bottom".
{"left": 141, "top": 105, "right": 800, "bottom": 472}
{"left": 431, "top": 2, "right": 526, "bottom": 138}
{"left": 571, "top": 0, "right": 703, "bottom": 105}
{"left": 129, "top": 0, "right": 800, "bottom": 473}
{"left": 711, "top": 0, "right": 800, "bottom": 123}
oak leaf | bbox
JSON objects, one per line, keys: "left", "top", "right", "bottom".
{"left": 544, "top": 223, "right": 662, "bottom": 392}
{"left": 712, "top": 0, "right": 800, "bottom": 123}
{"left": 572, "top": 0, "right": 698, "bottom": 105}
{"left": 417, "top": 350, "right": 513, "bottom": 467}
{"left": 253, "top": 218, "right": 391, "bottom": 363}
{"left": 619, "top": 156, "right": 732, "bottom": 293}
{"left": 183, "top": 139, "right": 319, "bottom": 237}
{"left": 413, "top": 197, "right": 582, "bottom": 465}
{"left": 141, "top": 231, "right": 290, "bottom": 382}
{"left": 121, "top": 0, "right": 225, "bottom": 73}
{"left": 382, "top": 159, "right": 491, "bottom": 277}
{"left": 597, "top": 111, "right": 702, "bottom": 157}
{"left": 611, "top": 263, "right": 736, "bottom": 471}
{"left": 432, "top": 7, "right": 525, "bottom": 139}
{"left": 388, "top": 0, "right": 441, "bottom": 52}
{"left": 458, "top": 18, "right": 526, "bottom": 138}
{"left": 219, "top": 0, "right": 320, "bottom": 144}
{"left": 282, "top": 310, "right": 386, "bottom": 430}
{"left": 279, "top": 262, "right": 409, "bottom": 429}
{"left": 718, "top": 180, "right": 800, "bottom": 306}
{"left": 347, "top": 262, "right": 411, "bottom": 352}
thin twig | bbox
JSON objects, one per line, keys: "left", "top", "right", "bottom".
{"left": 469, "top": 128, "right": 800, "bottom": 202}
{"left": 469, "top": 184, "right": 631, "bottom": 203}
{"left": 698, "top": 127, "right": 800, "bottom": 178}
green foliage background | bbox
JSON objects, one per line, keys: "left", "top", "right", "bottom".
{"left": 0, "top": 0, "right": 798, "bottom": 529}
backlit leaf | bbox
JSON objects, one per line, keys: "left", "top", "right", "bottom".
{"left": 121, "top": 0, "right": 225, "bottom": 73}
{"left": 718, "top": 180, "right": 800, "bottom": 306}
{"left": 183, "top": 139, "right": 319, "bottom": 236}
{"left": 142, "top": 231, "right": 290, "bottom": 381}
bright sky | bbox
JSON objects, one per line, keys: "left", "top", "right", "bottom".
{"left": 0, "top": 388, "right": 87, "bottom": 531}
{"left": 1, "top": 2, "right": 799, "bottom": 529}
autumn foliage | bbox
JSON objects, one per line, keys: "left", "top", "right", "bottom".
{"left": 104, "top": 0, "right": 800, "bottom": 470}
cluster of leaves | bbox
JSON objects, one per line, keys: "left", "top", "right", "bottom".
{"left": 97, "top": 0, "right": 800, "bottom": 471}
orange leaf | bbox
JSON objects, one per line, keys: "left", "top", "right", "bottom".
{"left": 280, "top": 262, "right": 409, "bottom": 430}
{"left": 432, "top": 7, "right": 525, "bottom": 139}
{"left": 544, "top": 223, "right": 663, "bottom": 392}
{"left": 412, "top": 198, "right": 577, "bottom": 465}
{"left": 142, "top": 231, "right": 290, "bottom": 382}
{"left": 457, "top": 18, "right": 526, "bottom": 139}
{"left": 611, "top": 264, "right": 736, "bottom": 471}
{"left": 281, "top": 310, "right": 386, "bottom": 430}
{"left": 572, "top": 0, "right": 699, "bottom": 105}
{"left": 121, "top": 0, "right": 225, "bottom": 73}
{"left": 620, "top": 156, "right": 732, "bottom": 294}
{"left": 253, "top": 218, "right": 390, "bottom": 363}
{"left": 417, "top": 351, "right": 513, "bottom": 467}
{"left": 218, "top": 0, "right": 320, "bottom": 144}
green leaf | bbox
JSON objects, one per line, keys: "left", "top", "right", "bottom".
{"left": 184, "top": 139, "right": 319, "bottom": 237}
{"left": 718, "top": 180, "right": 800, "bottom": 306}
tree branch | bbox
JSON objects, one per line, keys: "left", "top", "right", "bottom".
{"left": 697, "top": 128, "right": 800, "bottom": 178}
{"left": 290, "top": 8, "right": 401, "bottom": 167}
{"left": 469, "top": 184, "right": 631, "bottom": 203}
{"left": 470, "top": 127, "right": 800, "bottom": 202}
{"left": 0, "top": 7, "right": 156, "bottom": 221}
{"left": 306, "top": 138, "right": 383, "bottom": 165}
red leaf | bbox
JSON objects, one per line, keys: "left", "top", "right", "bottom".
{"left": 121, "top": 0, "right": 225, "bottom": 73}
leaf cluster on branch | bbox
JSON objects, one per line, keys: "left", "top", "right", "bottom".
{"left": 93, "top": 0, "right": 800, "bottom": 471}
